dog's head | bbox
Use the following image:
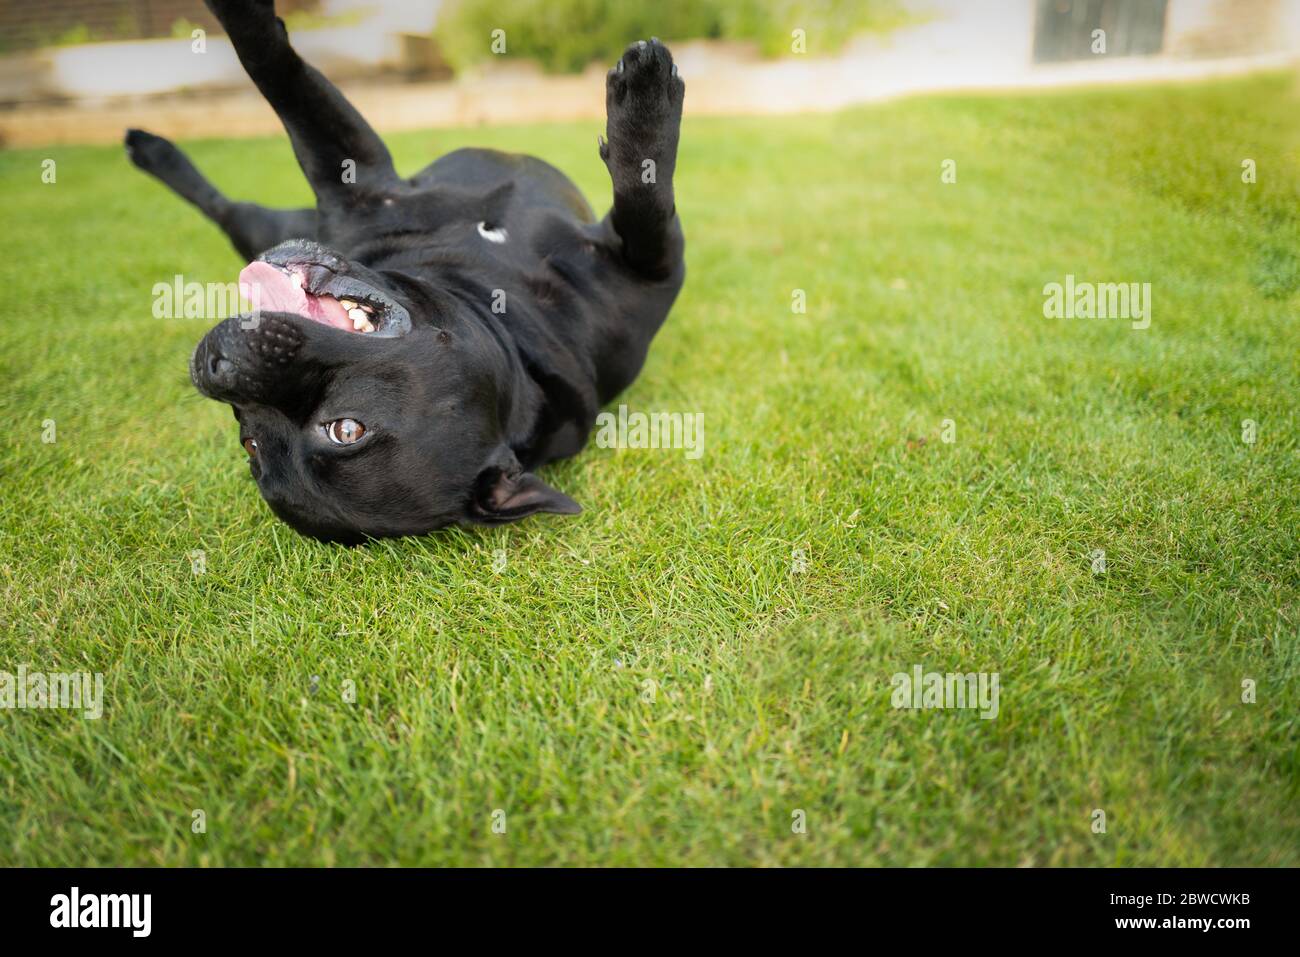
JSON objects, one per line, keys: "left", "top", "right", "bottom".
{"left": 190, "top": 240, "right": 579, "bottom": 543}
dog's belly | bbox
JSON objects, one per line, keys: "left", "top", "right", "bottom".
{"left": 322, "top": 146, "right": 597, "bottom": 282}
{"left": 322, "top": 146, "right": 680, "bottom": 448}
{"left": 409, "top": 148, "right": 596, "bottom": 223}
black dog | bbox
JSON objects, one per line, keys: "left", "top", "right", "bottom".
{"left": 126, "top": 0, "right": 684, "bottom": 542}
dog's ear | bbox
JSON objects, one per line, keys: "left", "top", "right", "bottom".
{"left": 472, "top": 448, "right": 581, "bottom": 523}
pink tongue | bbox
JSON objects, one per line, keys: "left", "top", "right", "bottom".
{"left": 238, "top": 261, "right": 354, "bottom": 331}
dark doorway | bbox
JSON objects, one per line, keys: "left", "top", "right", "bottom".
{"left": 1033, "top": 0, "right": 1169, "bottom": 62}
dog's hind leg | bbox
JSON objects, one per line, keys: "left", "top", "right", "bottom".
{"left": 125, "top": 128, "right": 317, "bottom": 260}
{"left": 203, "top": 0, "right": 401, "bottom": 210}
{"left": 599, "top": 39, "right": 685, "bottom": 281}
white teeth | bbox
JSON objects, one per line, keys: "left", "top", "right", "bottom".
{"left": 343, "top": 299, "right": 376, "bottom": 327}
{"left": 290, "top": 272, "right": 304, "bottom": 288}
{"left": 348, "top": 307, "right": 375, "bottom": 333}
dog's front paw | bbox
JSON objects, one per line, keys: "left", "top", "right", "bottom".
{"left": 203, "top": 0, "right": 286, "bottom": 41}
{"left": 602, "top": 39, "right": 683, "bottom": 184}
{"left": 204, "top": 0, "right": 276, "bottom": 19}
{"left": 605, "top": 38, "right": 683, "bottom": 116}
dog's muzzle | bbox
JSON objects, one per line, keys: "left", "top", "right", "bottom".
{"left": 191, "top": 314, "right": 309, "bottom": 408}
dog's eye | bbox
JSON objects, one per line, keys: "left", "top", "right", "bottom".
{"left": 243, "top": 438, "right": 258, "bottom": 457}
{"left": 325, "top": 418, "right": 366, "bottom": 445}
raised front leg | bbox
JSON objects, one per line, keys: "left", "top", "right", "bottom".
{"left": 600, "top": 39, "right": 685, "bottom": 280}
{"left": 204, "top": 0, "right": 400, "bottom": 208}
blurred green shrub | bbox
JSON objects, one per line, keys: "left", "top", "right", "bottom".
{"left": 435, "top": 0, "right": 909, "bottom": 74}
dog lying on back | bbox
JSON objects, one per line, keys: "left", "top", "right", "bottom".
{"left": 127, "top": 0, "right": 685, "bottom": 543}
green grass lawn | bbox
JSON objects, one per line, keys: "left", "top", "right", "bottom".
{"left": 0, "top": 74, "right": 1297, "bottom": 866}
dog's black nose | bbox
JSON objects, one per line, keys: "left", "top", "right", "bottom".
{"left": 191, "top": 335, "right": 238, "bottom": 400}
{"left": 208, "top": 352, "right": 235, "bottom": 383}
{"left": 191, "top": 314, "right": 315, "bottom": 413}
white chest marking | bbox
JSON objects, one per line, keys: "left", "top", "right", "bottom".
{"left": 477, "top": 221, "right": 508, "bottom": 244}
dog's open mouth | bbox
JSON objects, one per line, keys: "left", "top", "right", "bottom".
{"left": 238, "top": 259, "right": 409, "bottom": 337}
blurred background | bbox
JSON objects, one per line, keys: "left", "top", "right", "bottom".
{"left": 1, "top": 0, "right": 1297, "bottom": 146}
